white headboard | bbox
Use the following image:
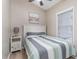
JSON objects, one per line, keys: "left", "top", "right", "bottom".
{"left": 23, "top": 24, "right": 46, "bottom": 37}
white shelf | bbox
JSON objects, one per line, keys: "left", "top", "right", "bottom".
{"left": 11, "top": 35, "right": 22, "bottom": 52}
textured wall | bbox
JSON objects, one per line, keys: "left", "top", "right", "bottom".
{"left": 10, "top": 0, "right": 46, "bottom": 35}
{"left": 46, "top": 0, "right": 77, "bottom": 47}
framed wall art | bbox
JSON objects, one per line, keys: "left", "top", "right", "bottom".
{"left": 28, "top": 12, "right": 40, "bottom": 24}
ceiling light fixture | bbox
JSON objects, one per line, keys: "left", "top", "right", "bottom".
{"left": 40, "top": 1, "right": 43, "bottom": 6}
{"left": 37, "top": 0, "right": 42, "bottom": 2}
{"left": 29, "top": 0, "right": 53, "bottom": 6}
{"left": 29, "top": 0, "right": 34, "bottom": 2}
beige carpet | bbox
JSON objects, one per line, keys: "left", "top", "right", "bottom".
{"left": 10, "top": 50, "right": 27, "bottom": 59}
{"left": 9, "top": 49, "right": 75, "bottom": 59}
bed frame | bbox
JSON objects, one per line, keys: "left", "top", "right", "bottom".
{"left": 23, "top": 24, "right": 46, "bottom": 37}
{"left": 22, "top": 24, "right": 76, "bottom": 59}
{"left": 22, "top": 24, "right": 46, "bottom": 59}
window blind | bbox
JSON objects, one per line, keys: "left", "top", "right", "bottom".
{"left": 58, "top": 9, "right": 73, "bottom": 39}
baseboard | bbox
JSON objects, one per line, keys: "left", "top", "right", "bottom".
{"left": 7, "top": 53, "right": 12, "bottom": 59}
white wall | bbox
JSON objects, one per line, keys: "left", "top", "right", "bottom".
{"left": 46, "top": 0, "right": 77, "bottom": 47}
{"left": 2, "top": 0, "right": 11, "bottom": 59}
{"left": 2, "top": 0, "right": 77, "bottom": 58}
{"left": 11, "top": 0, "right": 46, "bottom": 35}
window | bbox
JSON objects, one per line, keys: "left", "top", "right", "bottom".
{"left": 57, "top": 8, "right": 73, "bottom": 39}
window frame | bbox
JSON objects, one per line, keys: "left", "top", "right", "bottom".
{"left": 56, "top": 7, "right": 74, "bottom": 42}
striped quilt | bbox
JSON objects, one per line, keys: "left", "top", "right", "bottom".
{"left": 24, "top": 35, "right": 76, "bottom": 59}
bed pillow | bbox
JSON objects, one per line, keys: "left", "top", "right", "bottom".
{"left": 26, "top": 32, "right": 47, "bottom": 36}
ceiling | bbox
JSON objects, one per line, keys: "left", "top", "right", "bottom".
{"left": 31, "top": 0, "right": 62, "bottom": 10}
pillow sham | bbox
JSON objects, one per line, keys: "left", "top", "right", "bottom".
{"left": 26, "top": 32, "right": 47, "bottom": 36}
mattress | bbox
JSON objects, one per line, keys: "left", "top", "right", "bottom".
{"left": 24, "top": 35, "right": 76, "bottom": 59}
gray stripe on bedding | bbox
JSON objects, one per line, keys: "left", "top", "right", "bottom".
{"left": 39, "top": 36, "right": 66, "bottom": 59}
{"left": 28, "top": 38, "right": 48, "bottom": 59}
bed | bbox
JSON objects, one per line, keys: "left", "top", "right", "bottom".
{"left": 23, "top": 24, "right": 76, "bottom": 59}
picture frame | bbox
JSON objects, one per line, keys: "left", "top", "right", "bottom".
{"left": 29, "top": 12, "right": 40, "bottom": 24}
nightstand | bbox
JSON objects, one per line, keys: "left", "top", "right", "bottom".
{"left": 11, "top": 35, "right": 22, "bottom": 52}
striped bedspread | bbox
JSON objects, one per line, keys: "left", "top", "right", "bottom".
{"left": 24, "top": 35, "right": 76, "bottom": 59}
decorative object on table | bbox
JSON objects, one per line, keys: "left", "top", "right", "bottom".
{"left": 13, "top": 27, "right": 19, "bottom": 37}
{"left": 29, "top": 12, "right": 40, "bottom": 24}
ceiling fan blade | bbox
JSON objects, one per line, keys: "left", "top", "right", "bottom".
{"left": 40, "top": 1, "right": 43, "bottom": 6}
{"left": 48, "top": 0, "right": 52, "bottom": 1}
{"left": 29, "top": 0, "right": 34, "bottom": 2}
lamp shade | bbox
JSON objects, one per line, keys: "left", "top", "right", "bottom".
{"left": 13, "top": 27, "right": 19, "bottom": 34}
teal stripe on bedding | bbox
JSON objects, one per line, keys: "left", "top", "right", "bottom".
{"left": 28, "top": 37, "right": 48, "bottom": 59}
{"left": 34, "top": 37, "right": 56, "bottom": 59}
{"left": 40, "top": 35, "right": 76, "bottom": 57}
{"left": 54, "top": 38, "right": 72, "bottom": 57}
{"left": 39, "top": 36, "right": 66, "bottom": 59}
{"left": 43, "top": 36, "right": 72, "bottom": 57}
{"left": 35, "top": 37, "right": 62, "bottom": 59}
{"left": 25, "top": 38, "right": 40, "bottom": 59}
{"left": 43, "top": 36, "right": 74, "bottom": 57}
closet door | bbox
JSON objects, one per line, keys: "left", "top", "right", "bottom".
{"left": 57, "top": 8, "right": 73, "bottom": 39}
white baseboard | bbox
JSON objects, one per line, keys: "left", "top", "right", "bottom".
{"left": 7, "top": 53, "right": 12, "bottom": 59}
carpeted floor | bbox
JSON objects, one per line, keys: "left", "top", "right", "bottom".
{"left": 10, "top": 50, "right": 27, "bottom": 59}
{"left": 9, "top": 49, "right": 75, "bottom": 59}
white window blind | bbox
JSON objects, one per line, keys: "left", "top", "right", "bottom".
{"left": 57, "top": 9, "right": 73, "bottom": 39}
